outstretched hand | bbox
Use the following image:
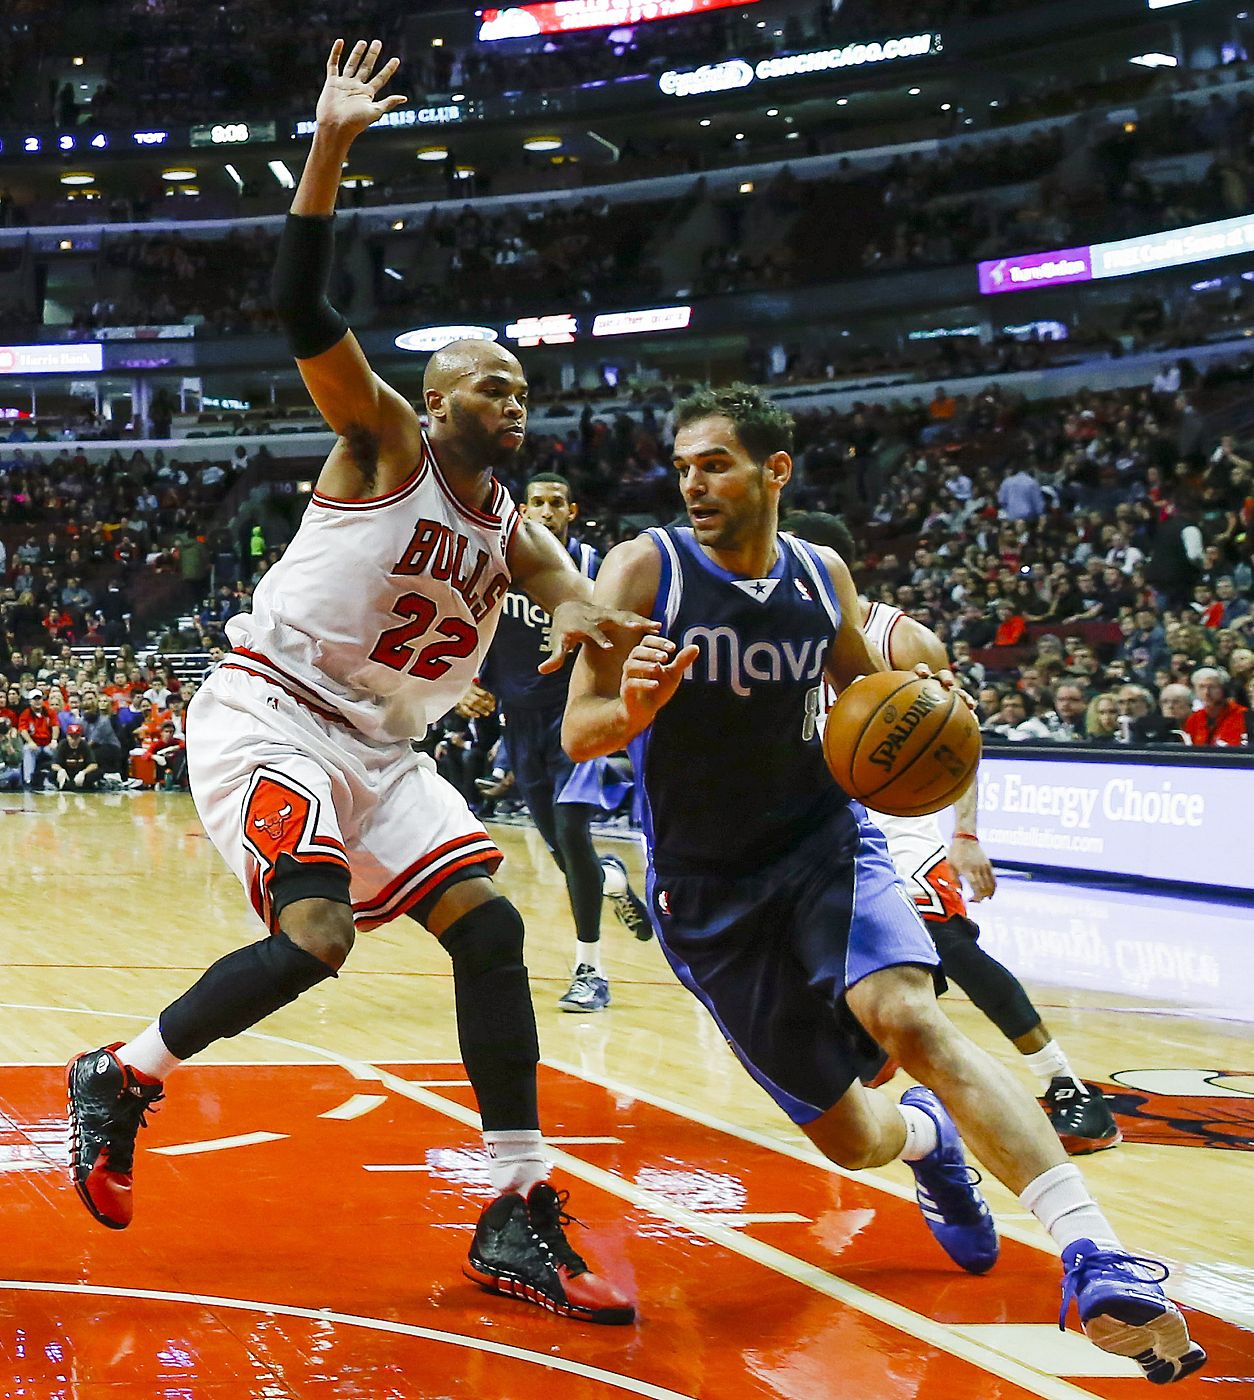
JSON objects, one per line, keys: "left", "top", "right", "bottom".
{"left": 539, "top": 600, "right": 661, "bottom": 674}
{"left": 317, "top": 38, "right": 407, "bottom": 137}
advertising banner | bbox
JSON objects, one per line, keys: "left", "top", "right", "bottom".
{"left": 945, "top": 752, "right": 1249, "bottom": 893}
{"left": 977, "top": 248, "right": 1093, "bottom": 294}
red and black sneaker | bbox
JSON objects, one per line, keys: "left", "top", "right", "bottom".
{"left": 1043, "top": 1078, "right": 1122, "bottom": 1156}
{"left": 463, "top": 1182, "right": 636, "bottom": 1325}
{"left": 67, "top": 1043, "right": 163, "bottom": 1229}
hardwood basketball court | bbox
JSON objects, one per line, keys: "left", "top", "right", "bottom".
{"left": 2, "top": 793, "right": 1251, "bottom": 1397}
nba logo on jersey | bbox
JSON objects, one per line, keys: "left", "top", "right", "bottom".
{"left": 795, "top": 578, "right": 813, "bottom": 602}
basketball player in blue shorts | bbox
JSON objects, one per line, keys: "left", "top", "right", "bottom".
{"left": 469, "top": 471, "right": 652, "bottom": 1012}
{"left": 563, "top": 385, "right": 1204, "bottom": 1382}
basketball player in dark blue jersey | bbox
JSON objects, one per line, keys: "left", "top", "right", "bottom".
{"left": 563, "top": 385, "right": 1204, "bottom": 1384}
{"left": 472, "top": 473, "right": 651, "bottom": 1012}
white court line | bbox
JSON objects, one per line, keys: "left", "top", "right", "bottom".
{"left": 547, "top": 1136, "right": 623, "bottom": 1145}
{"left": 151, "top": 1131, "right": 287, "bottom": 1157}
{"left": 320, "top": 1094, "right": 388, "bottom": 1121}
{"left": 702, "top": 1213, "right": 811, "bottom": 1227}
{"left": 0, "top": 1280, "right": 698, "bottom": 1400}
{"left": 0, "top": 1002, "right": 1232, "bottom": 1385}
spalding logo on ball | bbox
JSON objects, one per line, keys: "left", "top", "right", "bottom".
{"left": 823, "top": 670, "right": 981, "bottom": 817}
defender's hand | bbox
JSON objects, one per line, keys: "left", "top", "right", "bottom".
{"left": 455, "top": 683, "right": 496, "bottom": 720}
{"left": 914, "top": 663, "right": 977, "bottom": 713}
{"left": 620, "top": 635, "right": 700, "bottom": 727}
{"left": 540, "top": 601, "right": 661, "bottom": 674}
{"left": 317, "top": 39, "right": 407, "bottom": 138}
{"left": 948, "top": 835, "right": 996, "bottom": 901}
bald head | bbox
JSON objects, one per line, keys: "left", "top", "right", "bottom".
{"left": 423, "top": 339, "right": 524, "bottom": 397}
{"left": 423, "top": 338, "right": 529, "bottom": 467}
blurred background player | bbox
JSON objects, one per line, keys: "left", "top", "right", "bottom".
{"left": 564, "top": 386, "right": 1203, "bottom": 1384}
{"left": 469, "top": 471, "right": 652, "bottom": 1013}
{"left": 783, "top": 511, "right": 1121, "bottom": 1155}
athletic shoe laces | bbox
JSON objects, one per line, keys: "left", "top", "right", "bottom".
{"left": 1059, "top": 1247, "right": 1169, "bottom": 1329}
{"left": 529, "top": 1186, "right": 589, "bottom": 1277}
{"left": 917, "top": 1153, "right": 986, "bottom": 1221}
{"left": 102, "top": 1082, "right": 163, "bottom": 1174}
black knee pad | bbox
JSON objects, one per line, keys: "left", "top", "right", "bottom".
{"left": 440, "top": 895, "right": 525, "bottom": 975}
{"left": 929, "top": 914, "right": 1040, "bottom": 1042}
{"left": 159, "top": 931, "right": 335, "bottom": 1061}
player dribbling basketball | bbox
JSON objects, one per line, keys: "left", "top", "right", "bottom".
{"left": 563, "top": 384, "right": 1204, "bottom": 1382}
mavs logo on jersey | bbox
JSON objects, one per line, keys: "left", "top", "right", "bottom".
{"left": 679, "top": 624, "right": 828, "bottom": 697}
{"left": 631, "top": 526, "right": 851, "bottom": 874}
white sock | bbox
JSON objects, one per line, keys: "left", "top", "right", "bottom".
{"left": 1020, "top": 1163, "right": 1120, "bottom": 1252}
{"left": 575, "top": 940, "right": 603, "bottom": 975}
{"left": 483, "top": 1129, "right": 549, "bottom": 1196}
{"left": 897, "top": 1103, "right": 940, "bottom": 1162}
{"left": 116, "top": 1020, "right": 182, "bottom": 1082}
{"left": 1022, "top": 1040, "right": 1080, "bottom": 1092}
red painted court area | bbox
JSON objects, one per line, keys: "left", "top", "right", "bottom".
{"left": 0, "top": 1062, "right": 1246, "bottom": 1399}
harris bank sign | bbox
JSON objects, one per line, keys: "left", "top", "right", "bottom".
{"left": 658, "top": 32, "right": 941, "bottom": 98}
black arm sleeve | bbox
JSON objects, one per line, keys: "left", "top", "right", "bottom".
{"left": 271, "top": 213, "right": 349, "bottom": 360}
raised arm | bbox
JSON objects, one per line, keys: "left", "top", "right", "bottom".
{"left": 273, "top": 39, "right": 422, "bottom": 501}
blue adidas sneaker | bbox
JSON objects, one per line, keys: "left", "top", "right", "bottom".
{"left": 901, "top": 1086, "right": 999, "bottom": 1275}
{"left": 1060, "top": 1240, "right": 1206, "bottom": 1385}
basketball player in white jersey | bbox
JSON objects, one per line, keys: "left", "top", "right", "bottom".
{"left": 66, "top": 39, "right": 649, "bottom": 1326}
{"left": 784, "top": 512, "right": 1120, "bottom": 1154}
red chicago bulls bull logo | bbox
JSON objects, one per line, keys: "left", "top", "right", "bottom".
{"left": 253, "top": 801, "right": 293, "bottom": 842}
{"left": 244, "top": 779, "right": 313, "bottom": 865}
{"left": 241, "top": 771, "right": 349, "bottom": 929}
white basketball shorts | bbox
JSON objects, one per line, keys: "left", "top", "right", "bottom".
{"left": 187, "top": 665, "right": 502, "bottom": 932}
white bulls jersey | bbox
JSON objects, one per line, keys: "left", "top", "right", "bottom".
{"left": 226, "top": 432, "right": 519, "bottom": 745}
{"left": 859, "top": 600, "right": 966, "bottom": 921}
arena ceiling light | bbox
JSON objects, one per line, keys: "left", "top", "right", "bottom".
{"left": 59, "top": 171, "right": 95, "bottom": 185}
{"left": 223, "top": 163, "right": 243, "bottom": 191}
{"left": 523, "top": 136, "right": 562, "bottom": 152}
{"left": 454, "top": 165, "right": 476, "bottom": 180}
{"left": 162, "top": 166, "right": 196, "bottom": 181}
{"left": 416, "top": 145, "right": 448, "bottom": 161}
{"left": 1130, "top": 52, "right": 1177, "bottom": 66}
{"left": 267, "top": 159, "right": 295, "bottom": 189}
{"left": 340, "top": 173, "right": 374, "bottom": 187}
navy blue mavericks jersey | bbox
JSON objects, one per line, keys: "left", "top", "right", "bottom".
{"left": 631, "top": 526, "right": 851, "bottom": 876}
{"left": 480, "top": 538, "right": 599, "bottom": 711}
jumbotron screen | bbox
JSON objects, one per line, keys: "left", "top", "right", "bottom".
{"left": 477, "top": 0, "right": 758, "bottom": 42}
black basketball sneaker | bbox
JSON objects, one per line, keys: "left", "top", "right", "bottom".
{"left": 464, "top": 1182, "right": 636, "bottom": 1324}
{"left": 67, "top": 1043, "right": 164, "bottom": 1229}
{"left": 1043, "top": 1078, "right": 1122, "bottom": 1155}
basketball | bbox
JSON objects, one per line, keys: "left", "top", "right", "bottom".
{"left": 823, "top": 671, "right": 981, "bottom": 817}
